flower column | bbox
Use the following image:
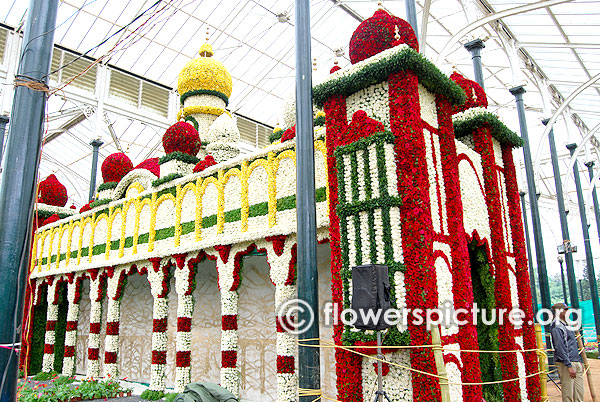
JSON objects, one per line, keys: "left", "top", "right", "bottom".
{"left": 473, "top": 125, "right": 519, "bottom": 400}
{"left": 41, "top": 278, "right": 58, "bottom": 372}
{"left": 262, "top": 236, "right": 298, "bottom": 402}
{"left": 148, "top": 257, "right": 172, "bottom": 392}
{"left": 62, "top": 274, "right": 84, "bottom": 376}
{"left": 104, "top": 267, "right": 127, "bottom": 378}
{"left": 209, "top": 244, "right": 247, "bottom": 397}
{"left": 389, "top": 70, "right": 441, "bottom": 400}
{"left": 173, "top": 253, "right": 199, "bottom": 392}
{"left": 87, "top": 269, "right": 104, "bottom": 378}
{"left": 502, "top": 144, "right": 541, "bottom": 400}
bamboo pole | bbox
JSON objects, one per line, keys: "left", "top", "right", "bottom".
{"left": 535, "top": 324, "right": 549, "bottom": 402}
{"left": 576, "top": 331, "right": 598, "bottom": 402}
{"left": 431, "top": 326, "right": 450, "bottom": 402}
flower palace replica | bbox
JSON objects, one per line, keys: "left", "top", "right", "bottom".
{"left": 22, "top": 10, "right": 542, "bottom": 402}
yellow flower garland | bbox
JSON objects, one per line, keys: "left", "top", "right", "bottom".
{"left": 31, "top": 140, "right": 329, "bottom": 274}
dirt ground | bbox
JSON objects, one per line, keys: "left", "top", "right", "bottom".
{"left": 547, "top": 358, "right": 600, "bottom": 401}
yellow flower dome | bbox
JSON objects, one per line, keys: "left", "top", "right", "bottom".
{"left": 177, "top": 43, "right": 233, "bottom": 106}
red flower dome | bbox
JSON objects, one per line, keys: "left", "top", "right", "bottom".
{"left": 349, "top": 10, "right": 418, "bottom": 64}
{"left": 193, "top": 155, "right": 217, "bottom": 173}
{"left": 163, "top": 122, "right": 201, "bottom": 156}
{"left": 134, "top": 157, "right": 160, "bottom": 177}
{"left": 42, "top": 214, "right": 60, "bottom": 226}
{"left": 38, "top": 174, "right": 68, "bottom": 207}
{"left": 450, "top": 72, "right": 488, "bottom": 114}
{"left": 101, "top": 153, "right": 133, "bottom": 183}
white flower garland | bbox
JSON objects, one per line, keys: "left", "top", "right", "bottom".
{"left": 361, "top": 350, "right": 413, "bottom": 402}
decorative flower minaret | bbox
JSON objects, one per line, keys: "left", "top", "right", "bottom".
{"left": 177, "top": 35, "right": 239, "bottom": 162}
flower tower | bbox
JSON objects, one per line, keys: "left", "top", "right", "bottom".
{"left": 450, "top": 72, "right": 540, "bottom": 401}
{"left": 177, "top": 41, "right": 240, "bottom": 162}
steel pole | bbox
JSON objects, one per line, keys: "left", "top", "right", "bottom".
{"left": 567, "top": 143, "right": 600, "bottom": 350}
{"left": 0, "top": 115, "right": 8, "bottom": 166}
{"left": 586, "top": 161, "right": 600, "bottom": 248}
{"left": 88, "top": 139, "right": 103, "bottom": 201}
{"left": 405, "top": 0, "right": 419, "bottom": 43}
{"left": 295, "top": 0, "right": 321, "bottom": 400}
{"left": 0, "top": 0, "right": 59, "bottom": 400}
{"left": 509, "top": 86, "right": 553, "bottom": 353}
{"left": 464, "top": 39, "right": 485, "bottom": 89}
{"left": 546, "top": 119, "right": 579, "bottom": 308}
{"left": 520, "top": 191, "right": 539, "bottom": 314}
{"left": 559, "top": 260, "right": 568, "bottom": 304}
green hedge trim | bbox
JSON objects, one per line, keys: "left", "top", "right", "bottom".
{"left": 89, "top": 198, "right": 112, "bottom": 209}
{"left": 269, "top": 128, "right": 284, "bottom": 143}
{"left": 313, "top": 47, "right": 466, "bottom": 108}
{"left": 180, "top": 89, "right": 229, "bottom": 106}
{"left": 337, "top": 196, "right": 402, "bottom": 218}
{"left": 153, "top": 173, "right": 183, "bottom": 188}
{"left": 159, "top": 151, "right": 200, "bottom": 165}
{"left": 224, "top": 208, "right": 241, "bottom": 223}
{"left": 249, "top": 202, "right": 268, "bottom": 217}
{"left": 97, "top": 181, "right": 118, "bottom": 192}
{"left": 453, "top": 112, "right": 523, "bottom": 148}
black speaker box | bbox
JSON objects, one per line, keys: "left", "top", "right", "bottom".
{"left": 351, "top": 264, "right": 391, "bottom": 331}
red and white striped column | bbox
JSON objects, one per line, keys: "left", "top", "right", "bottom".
{"left": 173, "top": 253, "right": 200, "bottom": 393}
{"left": 148, "top": 258, "right": 172, "bottom": 392}
{"left": 62, "top": 274, "right": 84, "bottom": 376}
{"left": 103, "top": 267, "right": 127, "bottom": 378}
{"left": 41, "top": 278, "right": 59, "bottom": 372}
{"left": 263, "top": 236, "right": 298, "bottom": 402}
{"left": 210, "top": 245, "right": 240, "bottom": 397}
{"left": 87, "top": 269, "right": 104, "bottom": 378}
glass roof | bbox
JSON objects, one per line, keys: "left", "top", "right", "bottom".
{"left": 1, "top": 0, "right": 600, "bottom": 276}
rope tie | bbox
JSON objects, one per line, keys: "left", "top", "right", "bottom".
{"left": 14, "top": 76, "right": 49, "bottom": 94}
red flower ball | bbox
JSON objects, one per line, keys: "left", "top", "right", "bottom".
{"left": 192, "top": 154, "right": 217, "bottom": 173}
{"left": 349, "top": 10, "right": 418, "bottom": 64}
{"left": 163, "top": 122, "right": 201, "bottom": 156}
{"left": 101, "top": 153, "right": 133, "bottom": 183}
{"left": 134, "top": 157, "right": 160, "bottom": 177}
{"left": 42, "top": 214, "right": 60, "bottom": 226}
{"left": 450, "top": 72, "right": 488, "bottom": 114}
{"left": 38, "top": 174, "right": 68, "bottom": 207}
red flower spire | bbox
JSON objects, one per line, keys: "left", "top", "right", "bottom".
{"left": 450, "top": 71, "right": 488, "bottom": 114}
{"left": 38, "top": 174, "right": 68, "bottom": 207}
{"left": 349, "top": 9, "right": 418, "bottom": 64}
{"left": 101, "top": 153, "right": 133, "bottom": 183}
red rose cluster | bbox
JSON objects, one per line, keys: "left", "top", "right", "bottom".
{"left": 280, "top": 125, "right": 296, "bottom": 142}
{"left": 349, "top": 10, "right": 418, "bottom": 65}
{"left": 449, "top": 72, "right": 488, "bottom": 114}
{"left": 163, "top": 121, "right": 201, "bottom": 156}
{"left": 336, "top": 110, "right": 384, "bottom": 147}
{"left": 41, "top": 213, "right": 61, "bottom": 226}
{"left": 192, "top": 155, "right": 217, "bottom": 173}
{"left": 38, "top": 174, "right": 68, "bottom": 207}
{"left": 101, "top": 152, "right": 133, "bottom": 183}
{"left": 134, "top": 157, "right": 160, "bottom": 177}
